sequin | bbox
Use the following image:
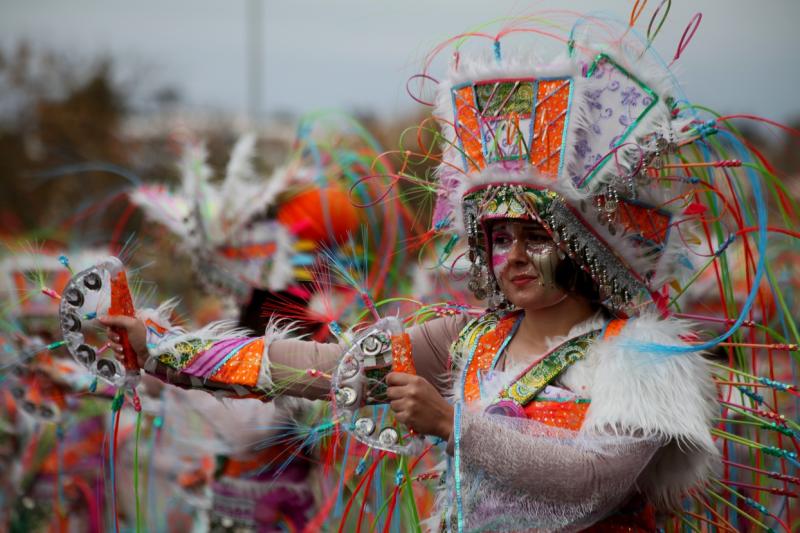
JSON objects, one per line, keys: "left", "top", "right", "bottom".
{"left": 211, "top": 338, "right": 265, "bottom": 387}
{"left": 498, "top": 331, "right": 598, "bottom": 406}
{"left": 452, "top": 77, "right": 573, "bottom": 178}
{"left": 456, "top": 314, "right": 628, "bottom": 430}
{"left": 532, "top": 79, "right": 572, "bottom": 177}
{"left": 460, "top": 312, "right": 519, "bottom": 403}
{"left": 523, "top": 400, "right": 590, "bottom": 431}
{"left": 158, "top": 339, "right": 211, "bottom": 369}
{"left": 453, "top": 85, "right": 486, "bottom": 172}
{"left": 475, "top": 81, "right": 534, "bottom": 116}
{"left": 390, "top": 333, "right": 416, "bottom": 374}
{"left": 109, "top": 270, "right": 138, "bottom": 371}
{"left": 597, "top": 196, "right": 672, "bottom": 247}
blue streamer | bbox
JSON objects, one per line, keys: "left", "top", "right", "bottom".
{"left": 108, "top": 409, "right": 118, "bottom": 532}
{"left": 454, "top": 401, "right": 464, "bottom": 533}
{"left": 626, "top": 130, "right": 768, "bottom": 355}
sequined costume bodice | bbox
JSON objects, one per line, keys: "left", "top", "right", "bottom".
{"left": 450, "top": 310, "right": 656, "bottom": 532}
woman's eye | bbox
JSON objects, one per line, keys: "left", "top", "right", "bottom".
{"left": 493, "top": 234, "right": 511, "bottom": 245}
{"left": 525, "top": 233, "right": 549, "bottom": 243}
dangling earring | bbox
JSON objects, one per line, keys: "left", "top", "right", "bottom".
{"left": 467, "top": 258, "right": 488, "bottom": 300}
{"left": 489, "top": 277, "right": 511, "bottom": 309}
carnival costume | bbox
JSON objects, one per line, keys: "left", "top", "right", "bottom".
{"left": 128, "top": 22, "right": 723, "bottom": 533}
{"left": 128, "top": 113, "right": 409, "bottom": 327}
{"left": 22, "top": 7, "right": 800, "bottom": 533}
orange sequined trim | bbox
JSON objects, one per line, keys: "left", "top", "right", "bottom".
{"left": 391, "top": 333, "right": 417, "bottom": 375}
{"left": 211, "top": 338, "right": 265, "bottom": 387}
{"left": 604, "top": 318, "right": 627, "bottom": 339}
{"left": 109, "top": 271, "right": 135, "bottom": 318}
{"left": 531, "top": 79, "right": 571, "bottom": 177}
{"left": 523, "top": 400, "right": 590, "bottom": 431}
{"left": 463, "top": 314, "right": 519, "bottom": 403}
{"left": 109, "top": 270, "right": 139, "bottom": 371}
{"left": 597, "top": 197, "right": 672, "bottom": 247}
{"left": 454, "top": 86, "right": 486, "bottom": 172}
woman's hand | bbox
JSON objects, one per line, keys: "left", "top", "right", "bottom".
{"left": 98, "top": 315, "right": 149, "bottom": 368}
{"left": 386, "top": 372, "right": 453, "bottom": 440}
{"left": 140, "top": 374, "right": 164, "bottom": 397}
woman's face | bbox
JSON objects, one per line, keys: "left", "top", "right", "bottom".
{"left": 489, "top": 219, "right": 566, "bottom": 310}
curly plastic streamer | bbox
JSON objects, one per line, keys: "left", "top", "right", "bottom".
{"left": 405, "top": 74, "right": 439, "bottom": 107}
{"left": 671, "top": 12, "right": 702, "bottom": 65}
{"left": 645, "top": 0, "right": 671, "bottom": 45}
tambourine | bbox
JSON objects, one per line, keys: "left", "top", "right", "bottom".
{"left": 331, "top": 318, "right": 425, "bottom": 456}
{"left": 58, "top": 256, "right": 140, "bottom": 388}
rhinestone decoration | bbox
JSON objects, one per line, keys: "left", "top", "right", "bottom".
{"left": 354, "top": 417, "right": 376, "bottom": 436}
{"left": 339, "top": 354, "right": 360, "bottom": 379}
{"left": 335, "top": 386, "right": 358, "bottom": 407}
{"left": 378, "top": 427, "right": 399, "bottom": 446}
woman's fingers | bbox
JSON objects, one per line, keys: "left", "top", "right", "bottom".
{"left": 386, "top": 372, "right": 414, "bottom": 386}
{"left": 101, "top": 316, "right": 126, "bottom": 343}
{"left": 385, "top": 384, "right": 407, "bottom": 400}
{"left": 98, "top": 315, "right": 137, "bottom": 329}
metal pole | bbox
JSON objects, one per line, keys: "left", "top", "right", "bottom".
{"left": 247, "top": 0, "right": 263, "bottom": 122}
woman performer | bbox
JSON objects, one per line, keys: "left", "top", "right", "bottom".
{"left": 100, "top": 16, "right": 724, "bottom": 532}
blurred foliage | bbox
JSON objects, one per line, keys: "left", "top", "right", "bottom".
{"left": 0, "top": 44, "right": 129, "bottom": 235}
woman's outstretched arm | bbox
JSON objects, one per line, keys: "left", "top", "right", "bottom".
{"left": 101, "top": 309, "right": 469, "bottom": 401}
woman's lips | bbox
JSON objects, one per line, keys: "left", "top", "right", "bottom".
{"left": 510, "top": 274, "right": 537, "bottom": 287}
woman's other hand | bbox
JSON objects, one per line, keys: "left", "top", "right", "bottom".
{"left": 386, "top": 372, "right": 453, "bottom": 440}
{"left": 98, "top": 315, "right": 148, "bottom": 368}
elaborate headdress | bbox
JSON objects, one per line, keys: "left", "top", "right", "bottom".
{"left": 430, "top": 34, "right": 701, "bottom": 315}
{"left": 130, "top": 117, "right": 407, "bottom": 313}
{"left": 129, "top": 136, "right": 306, "bottom": 302}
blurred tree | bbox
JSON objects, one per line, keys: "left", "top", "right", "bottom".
{"left": 0, "top": 44, "right": 131, "bottom": 239}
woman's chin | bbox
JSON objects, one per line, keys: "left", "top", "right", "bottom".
{"left": 504, "top": 285, "right": 566, "bottom": 311}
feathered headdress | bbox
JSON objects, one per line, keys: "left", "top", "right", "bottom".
{"left": 129, "top": 136, "right": 300, "bottom": 301}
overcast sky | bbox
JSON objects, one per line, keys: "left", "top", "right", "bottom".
{"left": 2, "top": 0, "right": 799, "bottom": 123}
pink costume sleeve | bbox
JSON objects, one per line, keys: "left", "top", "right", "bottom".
{"left": 141, "top": 307, "right": 468, "bottom": 400}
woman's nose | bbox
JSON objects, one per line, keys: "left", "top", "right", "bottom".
{"left": 506, "top": 238, "right": 529, "bottom": 264}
